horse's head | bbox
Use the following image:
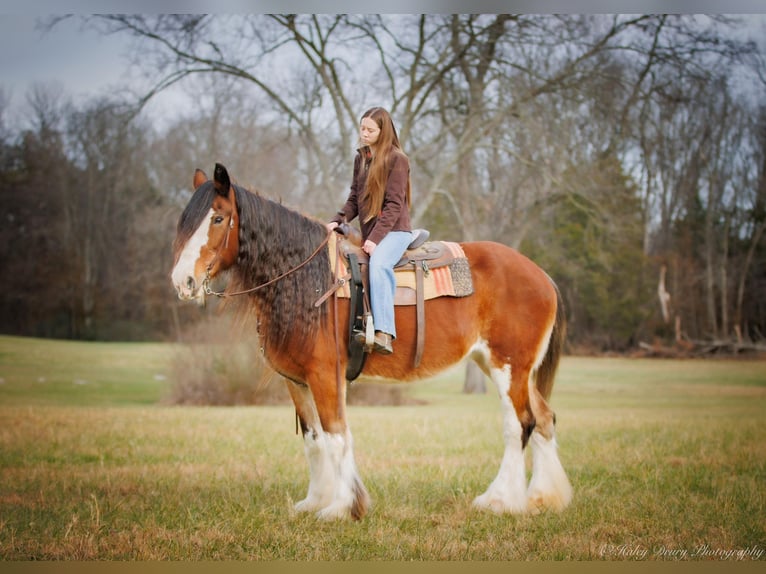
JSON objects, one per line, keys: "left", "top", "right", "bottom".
{"left": 171, "top": 163, "right": 240, "bottom": 303}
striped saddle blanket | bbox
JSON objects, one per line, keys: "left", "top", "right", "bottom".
{"left": 328, "top": 233, "right": 474, "bottom": 305}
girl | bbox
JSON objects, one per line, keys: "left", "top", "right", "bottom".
{"left": 327, "top": 107, "right": 413, "bottom": 355}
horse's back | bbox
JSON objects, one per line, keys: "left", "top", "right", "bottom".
{"left": 460, "top": 241, "right": 557, "bottom": 305}
{"left": 361, "top": 240, "right": 558, "bottom": 380}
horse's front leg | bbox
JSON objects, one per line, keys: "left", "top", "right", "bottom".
{"left": 315, "top": 427, "right": 369, "bottom": 521}
{"left": 285, "top": 377, "right": 370, "bottom": 521}
{"left": 285, "top": 379, "right": 335, "bottom": 513}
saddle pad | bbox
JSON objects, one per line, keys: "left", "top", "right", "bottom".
{"left": 328, "top": 234, "right": 474, "bottom": 305}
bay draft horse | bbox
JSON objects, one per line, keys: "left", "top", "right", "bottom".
{"left": 171, "top": 163, "right": 572, "bottom": 521}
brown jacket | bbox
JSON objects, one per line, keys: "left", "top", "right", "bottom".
{"left": 332, "top": 147, "right": 412, "bottom": 245}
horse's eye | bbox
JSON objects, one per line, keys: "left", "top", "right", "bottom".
{"left": 213, "top": 215, "right": 225, "bottom": 225}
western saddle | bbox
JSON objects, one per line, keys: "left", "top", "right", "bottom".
{"left": 320, "top": 224, "right": 465, "bottom": 380}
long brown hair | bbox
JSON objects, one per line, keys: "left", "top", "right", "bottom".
{"left": 360, "top": 107, "right": 412, "bottom": 222}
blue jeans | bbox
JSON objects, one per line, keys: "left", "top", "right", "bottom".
{"left": 369, "top": 231, "right": 412, "bottom": 339}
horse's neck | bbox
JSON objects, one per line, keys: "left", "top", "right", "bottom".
{"left": 237, "top": 192, "right": 328, "bottom": 358}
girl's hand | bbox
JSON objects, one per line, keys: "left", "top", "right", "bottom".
{"left": 326, "top": 222, "right": 339, "bottom": 232}
{"left": 363, "top": 240, "right": 377, "bottom": 255}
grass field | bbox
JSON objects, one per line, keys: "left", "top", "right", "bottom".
{"left": 0, "top": 335, "right": 764, "bottom": 561}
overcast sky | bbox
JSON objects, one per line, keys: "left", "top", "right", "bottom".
{"left": 1, "top": 17, "right": 127, "bottom": 111}
{"left": 1, "top": 16, "right": 126, "bottom": 96}
{"left": 0, "top": 15, "right": 193, "bottom": 130}
{"left": 1, "top": 11, "right": 764, "bottom": 132}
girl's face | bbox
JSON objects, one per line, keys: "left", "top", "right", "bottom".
{"left": 360, "top": 117, "right": 381, "bottom": 148}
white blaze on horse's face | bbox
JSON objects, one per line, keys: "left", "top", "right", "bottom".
{"left": 171, "top": 207, "right": 215, "bottom": 303}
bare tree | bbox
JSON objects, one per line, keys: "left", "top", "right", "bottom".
{"left": 19, "top": 13, "right": 760, "bottom": 351}
{"left": 733, "top": 106, "right": 766, "bottom": 342}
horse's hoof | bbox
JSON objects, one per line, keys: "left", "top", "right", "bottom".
{"left": 472, "top": 493, "right": 527, "bottom": 515}
{"left": 316, "top": 503, "right": 351, "bottom": 521}
{"left": 526, "top": 488, "right": 572, "bottom": 513}
{"left": 526, "top": 494, "right": 546, "bottom": 515}
{"left": 294, "top": 498, "right": 321, "bottom": 513}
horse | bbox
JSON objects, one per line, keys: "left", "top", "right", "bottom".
{"left": 171, "top": 163, "right": 572, "bottom": 521}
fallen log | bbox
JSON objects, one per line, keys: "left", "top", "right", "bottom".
{"left": 638, "top": 339, "right": 766, "bottom": 358}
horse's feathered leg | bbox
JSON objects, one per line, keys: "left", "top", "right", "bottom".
{"left": 472, "top": 358, "right": 532, "bottom": 514}
{"left": 525, "top": 285, "right": 572, "bottom": 513}
{"left": 315, "top": 428, "right": 370, "bottom": 521}
{"left": 288, "top": 362, "right": 370, "bottom": 521}
{"left": 526, "top": 420, "right": 573, "bottom": 513}
{"left": 285, "top": 380, "right": 335, "bottom": 513}
{"left": 525, "top": 361, "right": 572, "bottom": 511}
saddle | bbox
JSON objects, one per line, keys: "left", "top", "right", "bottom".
{"left": 317, "top": 225, "right": 474, "bottom": 380}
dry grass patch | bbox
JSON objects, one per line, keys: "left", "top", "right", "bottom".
{"left": 0, "top": 342, "right": 764, "bottom": 560}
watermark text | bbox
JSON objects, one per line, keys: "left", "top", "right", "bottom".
{"left": 597, "top": 543, "right": 764, "bottom": 560}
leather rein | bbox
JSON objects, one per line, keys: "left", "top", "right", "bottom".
{"left": 202, "top": 227, "right": 333, "bottom": 298}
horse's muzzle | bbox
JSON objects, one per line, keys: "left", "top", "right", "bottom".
{"left": 174, "top": 275, "right": 205, "bottom": 305}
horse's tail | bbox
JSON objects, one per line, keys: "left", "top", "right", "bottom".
{"left": 536, "top": 278, "right": 566, "bottom": 400}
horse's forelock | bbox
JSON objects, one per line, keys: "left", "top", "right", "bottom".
{"left": 174, "top": 182, "right": 218, "bottom": 255}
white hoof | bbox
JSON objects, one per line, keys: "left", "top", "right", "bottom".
{"left": 294, "top": 497, "right": 323, "bottom": 514}
{"left": 472, "top": 492, "right": 528, "bottom": 515}
{"left": 526, "top": 480, "right": 573, "bottom": 513}
{"left": 316, "top": 502, "right": 351, "bottom": 521}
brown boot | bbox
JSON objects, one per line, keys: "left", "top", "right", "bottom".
{"left": 373, "top": 331, "right": 393, "bottom": 355}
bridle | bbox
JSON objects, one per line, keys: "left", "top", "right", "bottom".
{"left": 202, "top": 225, "right": 333, "bottom": 298}
{"left": 201, "top": 211, "right": 237, "bottom": 290}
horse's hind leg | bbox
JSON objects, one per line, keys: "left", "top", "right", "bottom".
{"left": 472, "top": 358, "right": 532, "bottom": 514}
{"left": 526, "top": 385, "right": 572, "bottom": 513}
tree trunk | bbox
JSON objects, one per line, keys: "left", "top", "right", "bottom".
{"left": 657, "top": 264, "right": 671, "bottom": 323}
{"left": 719, "top": 218, "right": 730, "bottom": 338}
{"left": 462, "top": 361, "right": 487, "bottom": 394}
{"left": 704, "top": 187, "right": 719, "bottom": 338}
{"left": 735, "top": 219, "right": 766, "bottom": 339}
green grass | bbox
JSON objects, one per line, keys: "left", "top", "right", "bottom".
{"left": 0, "top": 335, "right": 171, "bottom": 406}
{"left": 0, "top": 335, "right": 764, "bottom": 560}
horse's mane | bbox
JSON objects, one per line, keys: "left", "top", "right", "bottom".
{"left": 226, "top": 185, "right": 333, "bottom": 350}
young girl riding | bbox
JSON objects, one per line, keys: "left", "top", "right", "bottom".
{"left": 327, "top": 107, "right": 413, "bottom": 355}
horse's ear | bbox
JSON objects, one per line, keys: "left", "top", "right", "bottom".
{"left": 193, "top": 169, "right": 208, "bottom": 190}
{"left": 213, "top": 163, "right": 231, "bottom": 197}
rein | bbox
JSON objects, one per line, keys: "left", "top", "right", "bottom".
{"left": 203, "top": 229, "right": 333, "bottom": 298}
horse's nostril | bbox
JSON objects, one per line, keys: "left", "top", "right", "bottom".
{"left": 186, "top": 277, "right": 195, "bottom": 291}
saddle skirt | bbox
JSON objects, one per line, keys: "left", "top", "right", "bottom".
{"left": 328, "top": 233, "right": 474, "bottom": 305}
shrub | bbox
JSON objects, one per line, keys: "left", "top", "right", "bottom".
{"left": 165, "top": 317, "right": 288, "bottom": 406}
{"left": 165, "top": 316, "right": 421, "bottom": 406}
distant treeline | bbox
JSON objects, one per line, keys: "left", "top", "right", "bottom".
{"left": 1, "top": 14, "right": 764, "bottom": 351}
